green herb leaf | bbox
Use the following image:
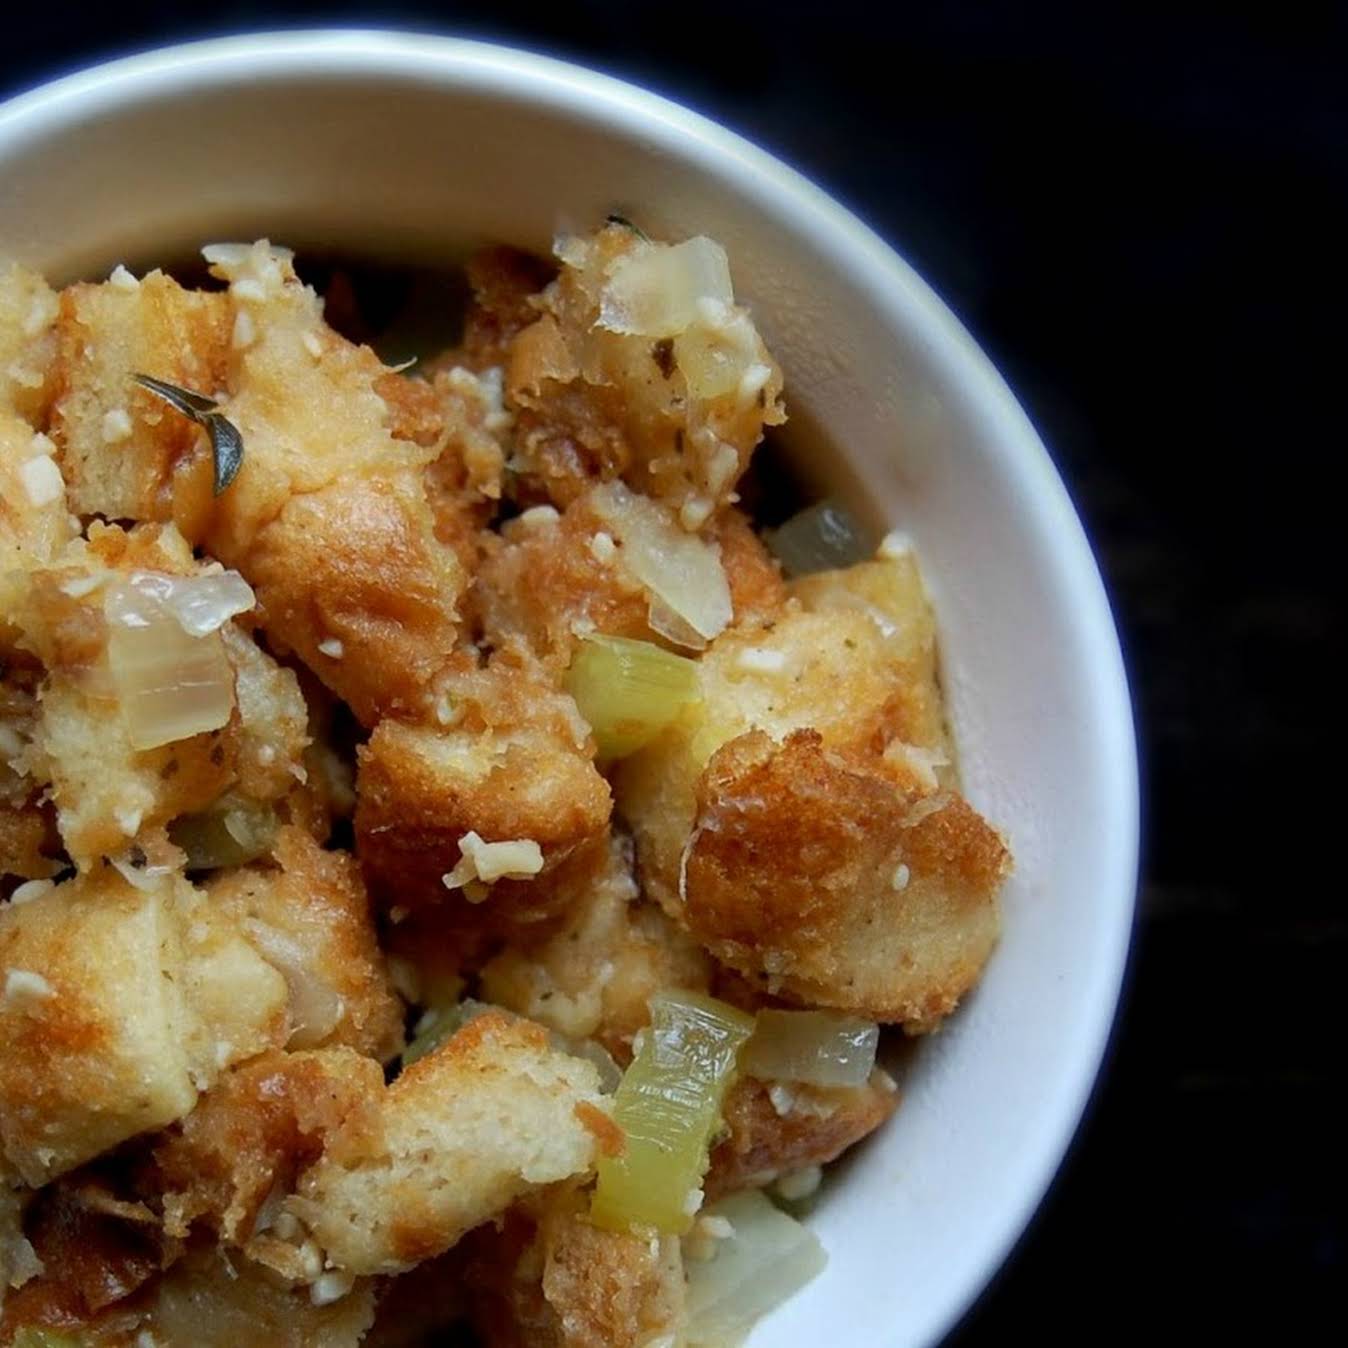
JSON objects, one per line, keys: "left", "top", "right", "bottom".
{"left": 133, "top": 373, "right": 244, "bottom": 496}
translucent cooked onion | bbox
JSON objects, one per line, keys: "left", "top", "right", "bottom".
{"left": 742, "top": 1010, "right": 880, "bottom": 1088}
{"left": 169, "top": 799, "right": 278, "bottom": 871}
{"left": 589, "top": 482, "right": 732, "bottom": 642}
{"left": 765, "top": 500, "right": 873, "bottom": 578}
{"left": 591, "top": 991, "right": 755, "bottom": 1235}
{"left": 565, "top": 635, "right": 700, "bottom": 759}
{"left": 243, "top": 920, "right": 343, "bottom": 1049}
{"left": 684, "top": 1189, "right": 828, "bottom": 1345}
{"left": 598, "top": 237, "right": 734, "bottom": 338}
{"left": 672, "top": 311, "right": 760, "bottom": 402}
{"left": 105, "top": 574, "right": 238, "bottom": 751}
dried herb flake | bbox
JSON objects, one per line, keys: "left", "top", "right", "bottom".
{"left": 133, "top": 373, "right": 244, "bottom": 496}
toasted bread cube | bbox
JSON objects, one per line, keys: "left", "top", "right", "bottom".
{"left": 207, "top": 827, "right": 404, "bottom": 1061}
{"left": 145, "top": 1243, "right": 376, "bottom": 1347}
{"left": 616, "top": 550, "right": 1007, "bottom": 1029}
{"left": 0, "top": 263, "right": 59, "bottom": 425}
{"left": 355, "top": 651, "right": 611, "bottom": 921}
{"left": 474, "top": 491, "right": 784, "bottom": 671}
{"left": 36, "top": 675, "right": 235, "bottom": 868}
{"left": 49, "top": 271, "right": 229, "bottom": 523}
{"left": 1, "top": 410, "right": 74, "bottom": 587}
{"left": 706, "top": 1072, "right": 898, "bottom": 1199}
{"left": 616, "top": 588, "right": 936, "bottom": 917}
{"left": 0, "top": 865, "right": 291, "bottom": 1187}
{"left": 293, "top": 1012, "right": 611, "bottom": 1275}
{"left": 684, "top": 730, "right": 1008, "bottom": 1028}
{"left": 454, "top": 1187, "right": 684, "bottom": 1348}
{"left": 150, "top": 1047, "right": 383, "bottom": 1244}
{"left": 504, "top": 224, "right": 785, "bottom": 521}
{"left": 0, "top": 870, "right": 200, "bottom": 1185}
{"left": 480, "top": 834, "right": 710, "bottom": 1060}
{"left": 242, "top": 469, "right": 464, "bottom": 726}
{"left": 13, "top": 522, "right": 308, "bottom": 868}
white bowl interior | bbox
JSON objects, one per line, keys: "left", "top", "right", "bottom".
{"left": 0, "top": 34, "right": 1137, "bottom": 1347}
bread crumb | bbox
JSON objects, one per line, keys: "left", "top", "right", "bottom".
{"left": 19, "top": 455, "right": 64, "bottom": 507}
{"left": 4, "top": 968, "right": 55, "bottom": 1008}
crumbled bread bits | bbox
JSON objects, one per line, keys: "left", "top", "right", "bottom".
{"left": 878, "top": 528, "right": 915, "bottom": 560}
{"left": 302, "top": 330, "right": 325, "bottom": 359}
{"left": 736, "top": 647, "right": 787, "bottom": 674}
{"left": 102, "top": 407, "right": 133, "bottom": 443}
{"left": 4, "top": 968, "right": 55, "bottom": 1008}
{"left": 309, "top": 1269, "right": 356, "bottom": 1306}
{"left": 8, "top": 879, "right": 54, "bottom": 906}
{"left": 108, "top": 263, "right": 140, "bottom": 292}
{"left": 19, "top": 454, "right": 64, "bottom": 507}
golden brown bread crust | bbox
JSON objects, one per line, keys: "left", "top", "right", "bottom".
{"left": 206, "top": 827, "right": 405, "bottom": 1061}
{"left": 0, "top": 796, "right": 60, "bottom": 883}
{"left": 355, "top": 649, "right": 611, "bottom": 923}
{"left": 292, "top": 1012, "right": 610, "bottom": 1276}
{"left": 146, "top": 1048, "right": 384, "bottom": 1245}
{"left": 684, "top": 730, "right": 1009, "bottom": 1028}
{"left": 49, "top": 273, "right": 230, "bottom": 525}
{"left": 244, "top": 470, "right": 463, "bottom": 727}
{"left": 0, "top": 263, "right": 60, "bottom": 426}
{"left": 502, "top": 225, "right": 785, "bottom": 519}
{"left": 479, "top": 834, "right": 711, "bottom": 1062}
{"left": 705, "top": 1075, "right": 899, "bottom": 1199}
{"left": 456, "top": 1187, "right": 684, "bottom": 1348}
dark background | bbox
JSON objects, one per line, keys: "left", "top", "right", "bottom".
{"left": 4, "top": 3, "right": 1342, "bottom": 1341}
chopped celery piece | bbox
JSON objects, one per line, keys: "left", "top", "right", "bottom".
{"left": 684, "top": 1189, "right": 827, "bottom": 1345}
{"left": 765, "top": 499, "right": 873, "bottom": 577}
{"left": 565, "top": 635, "right": 700, "bottom": 759}
{"left": 591, "top": 991, "right": 754, "bottom": 1234}
{"left": 169, "top": 797, "right": 278, "bottom": 870}
{"left": 742, "top": 1010, "right": 879, "bottom": 1088}
{"left": 12, "top": 1332, "right": 85, "bottom": 1348}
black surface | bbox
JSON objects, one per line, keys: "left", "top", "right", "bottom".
{"left": 4, "top": 3, "right": 1342, "bottom": 1341}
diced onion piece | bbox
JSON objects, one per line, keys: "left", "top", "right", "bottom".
{"left": 672, "top": 311, "right": 760, "bottom": 401}
{"left": 599, "top": 237, "right": 734, "bottom": 338}
{"left": 109, "top": 851, "right": 174, "bottom": 893}
{"left": 742, "top": 1010, "right": 880, "bottom": 1088}
{"left": 159, "top": 569, "right": 255, "bottom": 636}
{"left": 765, "top": 500, "right": 874, "bottom": 577}
{"left": 591, "top": 991, "right": 754, "bottom": 1235}
{"left": 565, "top": 635, "right": 700, "bottom": 759}
{"left": 589, "top": 482, "right": 732, "bottom": 642}
{"left": 169, "top": 799, "right": 278, "bottom": 871}
{"left": 646, "top": 597, "right": 710, "bottom": 652}
{"left": 105, "top": 576, "right": 236, "bottom": 751}
{"left": 243, "top": 920, "right": 343, "bottom": 1049}
{"left": 684, "top": 1189, "right": 828, "bottom": 1345}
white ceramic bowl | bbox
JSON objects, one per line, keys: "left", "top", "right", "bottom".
{"left": 0, "top": 32, "right": 1138, "bottom": 1347}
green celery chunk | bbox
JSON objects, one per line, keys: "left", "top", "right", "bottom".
{"left": 591, "top": 991, "right": 754, "bottom": 1234}
{"left": 565, "top": 635, "right": 700, "bottom": 759}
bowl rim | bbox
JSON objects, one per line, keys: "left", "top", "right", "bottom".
{"left": 0, "top": 29, "right": 1140, "bottom": 1346}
